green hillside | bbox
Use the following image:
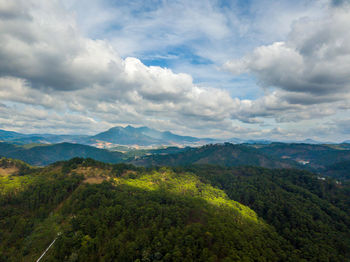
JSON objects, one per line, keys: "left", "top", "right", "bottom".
{"left": 0, "top": 158, "right": 349, "bottom": 261}
{"left": 187, "top": 165, "right": 350, "bottom": 261}
{"left": 0, "top": 142, "right": 124, "bottom": 166}
{"left": 131, "top": 142, "right": 350, "bottom": 181}
{"left": 255, "top": 143, "right": 350, "bottom": 170}
{"left": 132, "top": 143, "right": 299, "bottom": 169}
{"left": 324, "top": 160, "right": 350, "bottom": 180}
{"left": 0, "top": 158, "right": 286, "bottom": 261}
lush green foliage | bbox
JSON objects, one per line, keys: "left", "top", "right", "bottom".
{"left": 1, "top": 158, "right": 350, "bottom": 261}
{"left": 132, "top": 142, "right": 350, "bottom": 181}
{"left": 325, "top": 160, "right": 350, "bottom": 180}
{"left": 0, "top": 158, "right": 34, "bottom": 194}
{"left": 186, "top": 165, "right": 350, "bottom": 261}
{"left": 132, "top": 143, "right": 297, "bottom": 169}
{"left": 53, "top": 172, "right": 288, "bottom": 261}
{"left": 256, "top": 143, "right": 350, "bottom": 173}
{"left": 0, "top": 167, "right": 83, "bottom": 261}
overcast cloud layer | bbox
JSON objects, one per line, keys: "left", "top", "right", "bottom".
{"left": 0, "top": 0, "right": 350, "bottom": 141}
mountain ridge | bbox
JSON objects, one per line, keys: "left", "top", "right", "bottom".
{"left": 1, "top": 126, "right": 344, "bottom": 147}
{"left": 131, "top": 142, "right": 300, "bottom": 169}
{"left": 0, "top": 142, "right": 124, "bottom": 166}
{"left": 0, "top": 126, "right": 216, "bottom": 147}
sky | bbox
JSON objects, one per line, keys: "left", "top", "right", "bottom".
{"left": 0, "top": 0, "right": 350, "bottom": 142}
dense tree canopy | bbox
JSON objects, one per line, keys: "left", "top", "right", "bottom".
{"left": 0, "top": 158, "right": 349, "bottom": 261}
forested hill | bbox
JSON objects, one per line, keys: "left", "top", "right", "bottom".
{"left": 256, "top": 142, "right": 350, "bottom": 168}
{"left": 131, "top": 142, "right": 350, "bottom": 181}
{"left": 0, "top": 142, "right": 124, "bottom": 166}
{"left": 131, "top": 143, "right": 299, "bottom": 169}
{"left": 0, "top": 157, "right": 349, "bottom": 261}
{"left": 2, "top": 141, "right": 350, "bottom": 181}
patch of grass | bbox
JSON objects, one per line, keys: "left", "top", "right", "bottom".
{"left": 115, "top": 168, "right": 259, "bottom": 223}
{"left": 21, "top": 143, "right": 49, "bottom": 149}
{"left": 0, "top": 175, "right": 34, "bottom": 195}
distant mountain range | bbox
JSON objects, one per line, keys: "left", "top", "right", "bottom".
{"left": 1, "top": 140, "right": 350, "bottom": 180}
{"left": 1, "top": 125, "right": 350, "bottom": 179}
{"left": 0, "top": 129, "right": 89, "bottom": 145}
{"left": 90, "top": 125, "right": 216, "bottom": 146}
{"left": 0, "top": 126, "right": 346, "bottom": 148}
{"left": 0, "top": 126, "right": 216, "bottom": 147}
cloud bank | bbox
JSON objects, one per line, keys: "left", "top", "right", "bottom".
{"left": 0, "top": 0, "right": 243, "bottom": 137}
{"left": 224, "top": 3, "right": 350, "bottom": 135}
{"left": 0, "top": 0, "right": 350, "bottom": 141}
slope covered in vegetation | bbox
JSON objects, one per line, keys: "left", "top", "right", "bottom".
{"left": 131, "top": 143, "right": 298, "bottom": 169}
{"left": 0, "top": 158, "right": 349, "bottom": 261}
{"left": 0, "top": 142, "right": 124, "bottom": 166}
{"left": 255, "top": 142, "right": 350, "bottom": 171}
{"left": 187, "top": 165, "right": 350, "bottom": 261}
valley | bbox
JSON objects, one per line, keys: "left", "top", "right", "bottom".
{"left": 1, "top": 128, "right": 350, "bottom": 181}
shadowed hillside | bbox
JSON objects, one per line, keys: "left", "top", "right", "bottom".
{"left": 0, "top": 142, "right": 124, "bottom": 166}
{"left": 131, "top": 143, "right": 299, "bottom": 169}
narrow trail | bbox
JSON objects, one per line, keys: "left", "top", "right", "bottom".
{"left": 35, "top": 179, "right": 82, "bottom": 261}
{"left": 36, "top": 234, "right": 59, "bottom": 262}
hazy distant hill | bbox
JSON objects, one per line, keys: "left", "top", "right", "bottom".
{"left": 1, "top": 126, "right": 344, "bottom": 148}
{"left": 0, "top": 126, "right": 215, "bottom": 147}
{"left": 91, "top": 126, "right": 158, "bottom": 145}
{"left": 91, "top": 125, "right": 214, "bottom": 146}
{"left": 0, "top": 129, "right": 27, "bottom": 141}
{"left": 0, "top": 129, "right": 88, "bottom": 145}
{"left": 131, "top": 143, "right": 298, "bottom": 168}
{"left": 0, "top": 142, "right": 124, "bottom": 166}
{"left": 9, "top": 134, "right": 89, "bottom": 145}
